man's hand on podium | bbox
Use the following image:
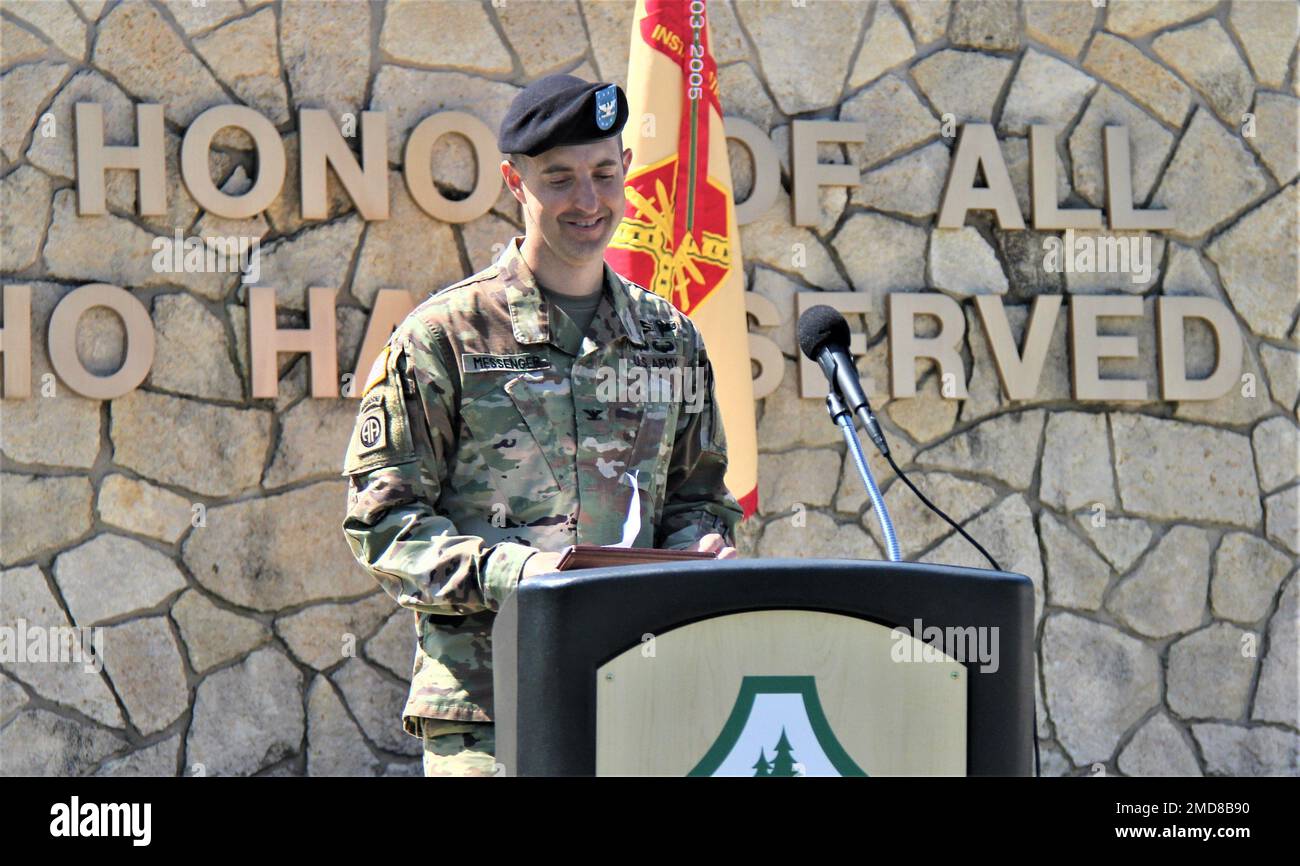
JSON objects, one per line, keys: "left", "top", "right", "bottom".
{"left": 521, "top": 534, "right": 737, "bottom": 580}
{"left": 522, "top": 550, "right": 565, "bottom": 579}
{"left": 695, "top": 533, "right": 738, "bottom": 560}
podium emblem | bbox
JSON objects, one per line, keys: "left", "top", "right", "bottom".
{"left": 688, "top": 676, "right": 867, "bottom": 777}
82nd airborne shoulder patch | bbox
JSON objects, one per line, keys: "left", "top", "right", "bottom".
{"left": 357, "top": 411, "right": 385, "bottom": 451}
{"left": 342, "top": 345, "right": 417, "bottom": 475}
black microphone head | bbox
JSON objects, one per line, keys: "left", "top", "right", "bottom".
{"left": 797, "top": 304, "right": 851, "bottom": 361}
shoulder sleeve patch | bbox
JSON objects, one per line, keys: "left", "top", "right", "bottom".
{"left": 342, "top": 340, "right": 418, "bottom": 476}
{"left": 360, "top": 344, "right": 389, "bottom": 399}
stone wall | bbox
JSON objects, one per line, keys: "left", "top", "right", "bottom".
{"left": 1, "top": 0, "right": 1296, "bottom": 776}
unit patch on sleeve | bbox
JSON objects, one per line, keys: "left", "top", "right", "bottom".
{"left": 355, "top": 409, "right": 387, "bottom": 453}
{"left": 360, "top": 344, "right": 390, "bottom": 398}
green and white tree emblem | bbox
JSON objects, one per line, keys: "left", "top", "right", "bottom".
{"left": 689, "top": 676, "right": 867, "bottom": 777}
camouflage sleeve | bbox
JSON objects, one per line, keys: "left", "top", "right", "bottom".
{"left": 655, "top": 326, "right": 744, "bottom": 550}
{"left": 340, "top": 318, "right": 537, "bottom": 615}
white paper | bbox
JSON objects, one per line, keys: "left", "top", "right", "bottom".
{"left": 614, "top": 470, "right": 641, "bottom": 547}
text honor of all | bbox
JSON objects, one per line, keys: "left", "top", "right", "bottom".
{"left": 2, "top": 103, "right": 1241, "bottom": 407}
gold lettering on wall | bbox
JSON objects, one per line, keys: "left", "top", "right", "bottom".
{"left": 1104, "top": 126, "right": 1174, "bottom": 231}
{"left": 47, "top": 284, "right": 154, "bottom": 399}
{"left": 974, "top": 294, "right": 1063, "bottom": 401}
{"left": 74, "top": 103, "right": 167, "bottom": 216}
{"left": 1157, "top": 296, "right": 1243, "bottom": 400}
{"left": 2, "top": 288, "right": 1249, "bottom": 406}
{"left": 403, "top": 111, "right": 501, "bottom": 223}
{"left": 743, "top": 291, "right": 783, "bottom": 400}
{"left": 937, "top": 124, "right": 1025, "bottom": 230}
{"left": 725, "top": 117, "right": 780, "bottom": 227}
{"left": 1070, "top": 294, "right": 1148, "bottom": 401}
{"left": 1030, "top": 126, "right": 1102, "bottom": 230}
{"left": 181, "top": 106, "right": 286, "bottom": 219}
{"left": 300, "top": 109, "right": 389, "bottom": 220}
{"left": 0, "top": 285, "right": 33, "bottom": 398}
{"left": 249, "top": 286, "right": 338, "bottom": 398}
{"left": 63, "top": 105, "right": 1178, "bottom": 238}
{"left": 790, "top": 120, "right": 865, "bottom": 227}
{"left": 13, "top": 105, "right": 1221, "bottom": 406}
{"left": 889, "top": 293, "right": 968, "bottom": 399}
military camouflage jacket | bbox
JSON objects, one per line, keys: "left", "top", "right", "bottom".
{"left": 341, "top": 235, "right": 742, "bottom": 732}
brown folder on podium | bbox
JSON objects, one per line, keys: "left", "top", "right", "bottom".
{"left": 554, "top": 544, "right": 717, "bottom": 571}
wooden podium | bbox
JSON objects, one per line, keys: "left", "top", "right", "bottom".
{"left": 491, "top": 558, "right": 1034, "bottom": 776}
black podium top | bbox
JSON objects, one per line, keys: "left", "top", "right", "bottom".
{"left": 493, "top": 557, "right": 1034, "bottom": 776}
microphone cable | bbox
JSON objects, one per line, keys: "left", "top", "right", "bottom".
{"left": 882, "top": 450, "right": 1001, "bottom": 572}
{"left": 879, "top": 449, "right": 1042, "bottom": 777}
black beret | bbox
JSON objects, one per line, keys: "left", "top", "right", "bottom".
{"left": 498, "top": 74, "right": 628, "bottom": 157}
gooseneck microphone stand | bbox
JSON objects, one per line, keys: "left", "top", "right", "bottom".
{"left": 825, "top": 387, "right": 901, "bottom": 563}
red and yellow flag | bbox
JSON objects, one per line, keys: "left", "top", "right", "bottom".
{"left": 606, "top": 0, "right": 759, "bottom": 518}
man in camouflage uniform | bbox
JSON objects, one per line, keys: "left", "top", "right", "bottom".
{"left": 340, "top": 75, "right": 742, "bottom": 776}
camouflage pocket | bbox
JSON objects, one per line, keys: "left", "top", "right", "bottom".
{"left": 502, "top": 372, "right": 576, "bottom": 493}
{"left": 455, "top": 379, "right": 565, "bottom": 522}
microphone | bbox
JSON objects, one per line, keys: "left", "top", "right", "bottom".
{"left": 797, "top": 305, "right": 890, "bottom": 457}
{"left": 797, "top": 305, "right": 1004, "bottom": 575}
